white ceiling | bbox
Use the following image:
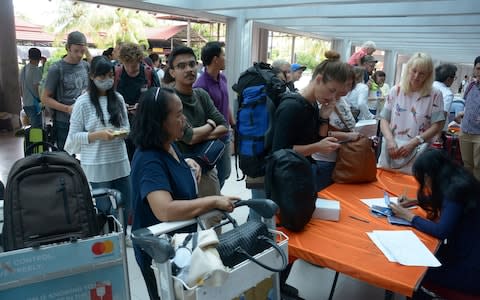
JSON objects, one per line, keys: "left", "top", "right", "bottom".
{"left": 83, "top": 0, "right": 479, "bottom": 64}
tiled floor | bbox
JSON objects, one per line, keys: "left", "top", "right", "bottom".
{"left": 0, "top": 131, "right": 404, "bottom": 300}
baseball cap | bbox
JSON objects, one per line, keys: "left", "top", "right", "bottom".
{"left": 28, "top": 48, "right": 41, "bottom": 60}
{"left": 291, "top": 63, "right": 307, "bottom": 72}
{"left": 67, "top": 31, "right": 87, "bottom": 46}
{"left": 361, "top": 55, "right": 378, "bottom": 64}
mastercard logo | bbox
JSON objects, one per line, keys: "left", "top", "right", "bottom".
{"left": 91, "top": 240, "right": 114, "bottom": 256}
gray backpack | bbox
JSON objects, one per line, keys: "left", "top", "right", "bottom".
{"left": 2, "top": 151, "right": 99, "bottom": 251}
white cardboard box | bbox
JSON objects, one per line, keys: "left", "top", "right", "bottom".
{"left": 312, "top": 198, "right": 340, "bottom": 221}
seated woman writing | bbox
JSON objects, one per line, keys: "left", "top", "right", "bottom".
{"left": 390, "top": 148, "right": 480, "bottom": 298}
{"left": 129, "top": 87, "right": 238, "bottom": 300}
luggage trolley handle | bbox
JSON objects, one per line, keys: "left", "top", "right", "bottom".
{"left": 131, "top": 199, "right": 279, "bottom": 262}
{"left": 236, "top": 198, "right": 278, "bottom": 218}
{"left": 91, "top": 188, "right": 123, "bottom": 210}
{"left": 208, "top": 199, "right": 279, "bottom": 230}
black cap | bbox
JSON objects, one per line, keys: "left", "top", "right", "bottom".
{"left": 361, "top": 55, "right": 378, "bottom": 64}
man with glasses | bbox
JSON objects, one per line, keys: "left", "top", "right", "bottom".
{"left": 433, "top": 63, "right": 458, "bottom": 131}
{"left": 360, "top": 55, "right": 377, "bottom": 84}
{"left": 169, "top": 46, "right": 228, "bottom": 197}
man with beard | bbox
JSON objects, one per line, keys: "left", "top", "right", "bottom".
{"left": 169, "top": 46, "right": 228, "bottom": 197}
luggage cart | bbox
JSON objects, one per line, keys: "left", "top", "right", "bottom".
{"left": 132, "top": 199, "right": 288, "bottom": 300}
{"left": 0, "top": 189, "right": 130, "bottom": 300}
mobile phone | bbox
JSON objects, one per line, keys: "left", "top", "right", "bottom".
{"left": 371, "top": 205, "right": 393, "bottom": 217}
{"left": 384, "top": 191, "right": 391, "bottom": 206}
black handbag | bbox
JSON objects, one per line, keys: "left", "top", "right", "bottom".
{"left": 186, "top": 139, "right": 225, "bottom": 171}
{"left": 216, "top": 220, "right": 287, "bottom": 272}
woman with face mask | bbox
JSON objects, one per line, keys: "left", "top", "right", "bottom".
{"left": 65, "top": 55, "right": 131, "bottom": 233}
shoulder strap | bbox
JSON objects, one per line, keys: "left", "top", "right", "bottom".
{"left": 114, "top": 64, "right": 123, "bottom": 90}
{"left": 334, "top": 106, "right": 353, "bottom": 132}
{"left": 464, "top": 81, "right": 476, "bottom": 99}
{"left": 57, "top": 60, "right": 65, "bottom": 102}
{"left": 143, "top": 64, "right": 153, "bottom": 87}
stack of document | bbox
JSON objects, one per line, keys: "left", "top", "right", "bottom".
{"left": 367, "top": 230, "right": 441, "bottom": 267}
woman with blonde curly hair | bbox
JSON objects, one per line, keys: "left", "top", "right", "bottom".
{"left": 378, "top": 52, "right": 445, "bottom": 174}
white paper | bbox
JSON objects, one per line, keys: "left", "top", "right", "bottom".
{"left": 367, "top": 230, "right": 441, "bottom": 267}
{"left": 361, "top": 197, "right": 398, "bottom": 208}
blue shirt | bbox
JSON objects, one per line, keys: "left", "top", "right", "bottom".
{"left": 412, "top": 198, "right": 480, "bottom": 292}
{"left": 131, "top": 145, "right": 197, "bottom": 267}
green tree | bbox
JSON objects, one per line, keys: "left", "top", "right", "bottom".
{"left": 46, "top": 1, "right": 156, "bottom": 49}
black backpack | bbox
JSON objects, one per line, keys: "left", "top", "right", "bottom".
{"left": 232, "top": 62, "right": 286, "bottom": 179}
{"left": 2, "top": 151, "right": 99, "bottom": 251}
{"left": 265, "top": 149, "right": 316, "bottom": 232}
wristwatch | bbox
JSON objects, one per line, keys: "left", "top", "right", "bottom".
{"left": 415, "top": 135, "right": 425, "bottom": 144}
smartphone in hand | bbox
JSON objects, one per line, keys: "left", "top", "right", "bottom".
{"left": 371, "top": 205, "right": 393, "bottom": 217}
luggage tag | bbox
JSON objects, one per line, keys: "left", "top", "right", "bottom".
{"left": 172, "top": 233, "right": 197, "bottom": 275}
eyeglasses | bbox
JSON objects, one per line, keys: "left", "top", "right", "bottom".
{"left": 174, "top": 61, "right": 197, "bottom": 70}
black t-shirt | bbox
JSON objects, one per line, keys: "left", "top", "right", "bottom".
{"left": 116, "top": 64, "right": 149, "bottom": 105}
{"left": 272, "top": 93, "right": 320, "bottom": 158}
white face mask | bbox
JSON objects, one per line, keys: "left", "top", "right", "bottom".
{"left": 93, "top": 78, "right": 114, "bottom": 91}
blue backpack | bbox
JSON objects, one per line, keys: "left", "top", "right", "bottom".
{"left": 232, "top": 62, "right": 286, "bottom": 179}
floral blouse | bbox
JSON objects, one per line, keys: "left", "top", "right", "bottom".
{"left": 379, "top": 85, "right": 445, "bottom": 142}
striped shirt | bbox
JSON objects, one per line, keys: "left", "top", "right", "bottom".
{"left": 65, "top": 92, "right": 130, "bottom": 182}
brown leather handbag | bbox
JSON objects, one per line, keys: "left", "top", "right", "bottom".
{"left": 331, "top": 107, "right": 377, "bottom": 183}
{"left": 332, "top": 136, "right": 377, "bottom": 183}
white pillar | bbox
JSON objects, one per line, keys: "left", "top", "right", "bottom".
{"left": 291, "top": 36, "right": 296, "bottom": 63}
{"left": 383, "top": 50, "right": 398, "bottom": 87}
{"left": 187, "top": 20, "right": 191, "bottom": 47}
{"left": 331, "top": 39, "right": 351, "bottom": 62}
{"left": 225, "top": 16, "right": 254, "bottom": 118}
